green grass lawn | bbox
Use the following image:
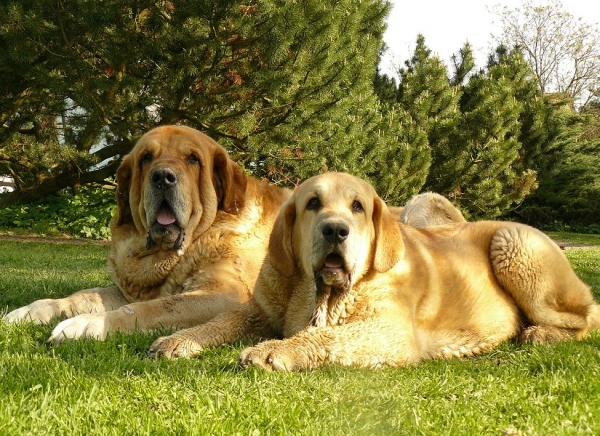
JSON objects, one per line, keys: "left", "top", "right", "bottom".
{"left": 1, "top": 234, "right": 600, "bottom": 435}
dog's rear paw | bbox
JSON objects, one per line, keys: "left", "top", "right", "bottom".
{"left": 519, "top": 325, "right": 586, "bottom": 344}
{"left": 239, "top": 342, "right": 298, "bottom": 371}
{"left": 147, "top": 334, "right": 203, "bottom": 359}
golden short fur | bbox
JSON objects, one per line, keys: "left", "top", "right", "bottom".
{"left": 148, "top": 172, "right": 600, "bottom": 370}
{"left": 400, "top": 192, "right": 466, "bottom": 227}
{"left": 5, "top": 126, "right": 290, "bottom": 342}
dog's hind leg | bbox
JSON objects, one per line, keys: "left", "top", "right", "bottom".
{"left": 490, "top": 224, "right": 596, "bottom": 344}
{"left": 587, "top": 304, "right": 600, "bottom": 330}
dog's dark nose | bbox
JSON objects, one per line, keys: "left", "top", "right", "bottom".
{"left": 322, "top": 222, "right": 350, "bottom": 244}
{"left": 151, "top": 168, "right": 177, "bottom": 191}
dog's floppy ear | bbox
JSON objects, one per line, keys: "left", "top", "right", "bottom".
{"left": 372, "top": 195, "right": 403, "bottom": 273}
{"left": 268, "top": 199, "right": 296, "bottom": 277}
{"left": 213, "top": 149, "right": 248, "bottom": 215}
{"left": 115, "top": 154, "right": 133, "bottom": 226}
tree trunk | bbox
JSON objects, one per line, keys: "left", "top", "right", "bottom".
{"left": 0, "top": 160, "right": 121, "bottom": 207}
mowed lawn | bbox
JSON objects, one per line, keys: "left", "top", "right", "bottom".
{"left": 1, "top": 234, "right": 600, "bottom": 435}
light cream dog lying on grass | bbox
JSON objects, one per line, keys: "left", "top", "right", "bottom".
{"left": 148, "top": 172, "right": 599, "bottom": 370}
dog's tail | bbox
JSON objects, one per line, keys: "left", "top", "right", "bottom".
{"left": 588, "top": 304, "right": 600, "bottom": 331}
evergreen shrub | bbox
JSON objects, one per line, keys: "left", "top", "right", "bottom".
{"left": 0, "top": 184, "right": 116, "bottom": 240}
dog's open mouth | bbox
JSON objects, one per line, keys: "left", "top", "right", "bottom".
{"left": 324, "top": 253, "right": 344, "bottom": 270}
{"left": 147, "top": 201, "right": 184, "bottom": 250}
{"left": 315, "top": 253, "right": 350, "bottom": 290}
{"left": 156, "top": 201, "right": 177, "bottom": 226}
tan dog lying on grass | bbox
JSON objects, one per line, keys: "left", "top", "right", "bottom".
{"left": 148, "top": 172, "right": 599, "bottom": 370}
{"left": 5, "top": 126, "right": 290, "bottom": 342}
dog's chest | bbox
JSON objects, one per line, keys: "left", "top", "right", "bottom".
{"left": 310, "top": 291, "right": 377, "bottom": 328}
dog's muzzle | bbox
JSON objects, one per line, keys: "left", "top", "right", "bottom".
{"left": 146, "top": 167, "right": 185, "bottom": 250}
{"left": 316, "top": 253, "right": 349, "bottom": 287}
{"left": 314, "top": 220, "right": 352, "bottom": 291}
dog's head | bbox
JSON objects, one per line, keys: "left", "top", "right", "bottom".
{"left": 115, "top": 125, "right": 247, "bottom": 252}
{"left": 268, "top": 172, "right": 403, "bottom": 294}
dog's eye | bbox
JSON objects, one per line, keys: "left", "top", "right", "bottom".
{"left": 188, "top": 154, "right": 199, "bottom": 165}
{"left": 141, "top": 153, "right": 152, "bottom": 164}
{"left": 306, "top": 197, "right": 320, "bottom": 211}
{"left": 352, "top": 200, "right": 364, "bottom": 212}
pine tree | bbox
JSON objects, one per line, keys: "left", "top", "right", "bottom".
{"left": 375, "top": 37, "right": 597, "bottom": 223}
{"left": 363, "top": 104, "right": 430, "bottom": 203}
{"left": 436, "top": 48, "right": 538, "bottom": 218}
{"left": 394, "top": 37, "right": 461, "bottom": 197}
{"left": 379, "top": 37, "right": 461, "bottom": 207}
{"left": 397, "top": 35, "right": 460, "bottom": 134}
{"left": 1, "top": 0, "right": 423, "bottom": 205}
{"left": 371, "top": 40, "right": 436, "bottom": 204}
{"left": 486, "top": 45, "right": 600, "bottom": 227}
{"left": 450, "top": 42, "right": 476, "bottom": 87}
{"left": 393, "top": 39, "right": 540, "bottom": 218}
{"left": 514, "top": 100, "right": 600, "bottom": 227}
{"left": 373, "top": 68, "right": 400, "bottom": 107}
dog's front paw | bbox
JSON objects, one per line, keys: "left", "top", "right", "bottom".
{"left": 47, "top": 314, "right": 108, "bottom": 344}
{"left": 239, "top": 341, "right": 300, "bottom": 371}
{"left": 4, "top": 299, "right": 64, "bottom": 325}
{"left": 147, "top": 334, "right": 203, "bottom": 359}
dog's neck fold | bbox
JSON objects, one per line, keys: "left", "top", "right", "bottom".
{"left": 310, "top": 282, "right": 352, "bottom": 328}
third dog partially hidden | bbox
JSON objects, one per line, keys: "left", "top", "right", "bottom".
{"left": 400, "top": 192, "right": 466, "bottom": 227}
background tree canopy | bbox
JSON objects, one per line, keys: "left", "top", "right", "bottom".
{"left": 0, "top": 0, "right": 426, "bottom": 206}
{"left": 375, "top": 36, "right": 600, "bottom": 225}
{"left": 0, "top": 0, "right": 599, "bottom": 229}
{"left": 492, "top": 0, "right": 600, "bottom": 107}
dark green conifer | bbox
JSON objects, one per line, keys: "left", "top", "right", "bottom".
{"left": 1, "top": 0, "right": 422, "bottom": 205}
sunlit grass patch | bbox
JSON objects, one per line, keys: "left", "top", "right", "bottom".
{"left": 1, "top": 235, "right": 599, "bottom": 435}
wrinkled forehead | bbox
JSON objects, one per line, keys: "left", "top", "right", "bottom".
{"left": 133, "top": 128, "right": 215, "bottom": 160}
{"left": 295, "top": 173, "right": 374, "bottom": 208}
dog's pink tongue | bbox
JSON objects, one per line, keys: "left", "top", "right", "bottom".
{"left": 325, "top": 254, "right": 343, "bottom": 268}
{"left": 156, "top": 205, "right": 176, "bottom": 225}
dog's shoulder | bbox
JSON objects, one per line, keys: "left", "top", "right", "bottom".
{"left": 246, "top": 177, "right": 292, "bottom": 218}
